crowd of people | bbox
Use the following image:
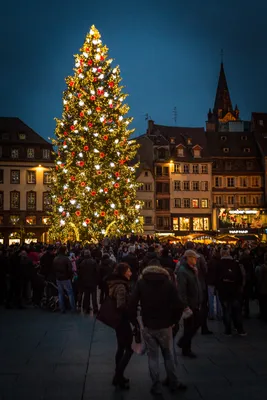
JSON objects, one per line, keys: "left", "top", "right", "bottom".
{"left": 1, "top": 237, "right": 267, "bottom": 397}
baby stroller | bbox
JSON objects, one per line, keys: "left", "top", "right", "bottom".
{"left": 40, "top": 280, "right": 59, "bottom": 312}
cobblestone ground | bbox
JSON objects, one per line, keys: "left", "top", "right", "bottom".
{"left": 1, "top": 305, "right": 267, "bottom": 400}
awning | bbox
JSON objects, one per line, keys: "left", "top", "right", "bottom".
{"left": 237, "top": 234, "right": 259, "bottom": 241}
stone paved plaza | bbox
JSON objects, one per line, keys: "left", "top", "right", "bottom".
{"left": 1, "top": 306, "right": 267, "bottom": 400}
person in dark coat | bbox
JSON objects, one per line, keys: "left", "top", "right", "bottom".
{"left": 78, "top": 250, "right": 99, "bottom": 314}
{"left": 176, "top": 250, "right": 203, "bottom": 358}
{"left": 106, "top": 263, "right": 135, "bottom": 389}
{"left": 142, "top": 246, "right": 158, "bottom": 270}
{"left": 122, "top": 246, "right": 139, "bottom": 284}
{"left": 99, "top": 254, "right": 114, "bottom": 304}
{"left": 53, "top": 246, "right": 76, "bottom": 313}
{"left": 159, "top": 248, "right": 176, "bottom": 271}
{"left": 216, "top": 248, "right": 246, "bottom": 336}
{"left": 129, "top": 264, "right": 186, "bottom": 396}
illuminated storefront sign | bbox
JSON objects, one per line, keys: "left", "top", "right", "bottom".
{"left": 229, "top": 230, "right": 248, "bottom": 234}
{"left": 229, "top": 210, "right": 258, "bottom": 215}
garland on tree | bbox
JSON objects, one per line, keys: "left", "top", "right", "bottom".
{"left": 49, "top": 25, "right": 143, "bottom": 242}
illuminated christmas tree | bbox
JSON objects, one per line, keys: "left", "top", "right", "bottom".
{"left": 50, "top": 25, "right": 142, "bottom": 242}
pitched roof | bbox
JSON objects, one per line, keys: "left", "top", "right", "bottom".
{"left": 0, "top": 117, "right": 51, "bottom": 146}
{"left": 150, "top": 124, "right": 210, "bottom": 158}
{"left": 206, "top": 131, "right": 260, "bottom": 157}
{"left": 251, "top": 112, "right": 267, "bottom": 132}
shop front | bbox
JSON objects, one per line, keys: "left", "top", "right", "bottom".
{"left": 218, "top": 208, "right": 266, "bottom": 230}
{"left": 171, "top": 214, "right": 213, "bottom": 241}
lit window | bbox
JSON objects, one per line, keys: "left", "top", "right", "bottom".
{"left": 177, "top": 147, "right": 184, "bottom": 157}
{"left": 192, "top": 199, "right": 199, "bottom": 208}
{"left": 27, "top": 171, "right": 36, "bottom": 184}
{"left": 43, "top": 192, "right": 52, "bottom": 211}
{"left": 193, "top": 149, "right": 201, "bottom": 158}
{"left": 11, "top": 149, "right": 19, "bottom": 159}
{"left": 201, "top": 199, "right": 208, "bottom": 208}
{"left": 10, "top": 170, "right": 20, "bottom": 184}
{"left": 43, "top": 149, "right": 51, "bottom": 159}
{"left": 179, "top": 217, "right": 190, "bottom": 230}
{"left": 202, "top": 181, "right": 209, "bottom": 191}
{"left": 170, "top": 137, "right": 175, "bottom": 144}
{"left": 173, "top": 217, "right": 179, "bottom": 230}
{"left": 10, "top": 215, "right": 20, "bottom": 225}
{"left": 27, "top": 148, "right": 35, "bottom": 158}
{"left": 10, "top": 191, "right": 20, "bottom": 209}
{"left": 26, "top": 216, "right": 36, "bottom": 225}
{"left": 27, "top": 192, "right": 36, "bottom": 210}
{"left": 174, "top": 164, "right": 181, "bottom": 173}
{"left": 43, "top": 172, "right": 52, "bottom": 184}
{"left": 42, "top": 217, "right": 51, "bottom": 225}
{"left": 18, "top": 133, "right": 26, "bottom": 140}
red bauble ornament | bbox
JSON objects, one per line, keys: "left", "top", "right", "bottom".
{"left": 109, "top": 104, "right": 113, "bottom": 108}
{"left": 100, "top": 55, "right": 104, "bottom": 61}
{"left": 124, "top": 191, "right": 128, "bottom": 196}
{"left": 85, "top": 218, "right": 91, "bottom": 224}
{"left": 119, "top": 159, "right": 125, "bottom": 165}
{"left": 79, "top": 161, "right": 85, "bottom": 167}
{"left": 85, "top": 47, "right": 90, "bottom": 52}
{"left": 70, "top": 176, "right": 76, "bottom": 181}
{"left": 64, "top": 131, "right": 68, "bottom": 136}
{"left": 80, "top": 182, "right": 86, "bottom": 187}
{"left": 80, "top": 112, "right": 84, "bottom": 117}
{"left": 108, "top": 81, "right": 114, "bottom": 88}
{"left": 97, "top": 171, "right": 102, "bottom": 175}
{"left": 58, "top": 197, "right": 63, "bottom": 203}
{"left": 91, "top": 191, "right": 96, "bottom": 196}
{"left": 65, "top": 106, "right": 69, "bottom": 111}
{"left": 69, "top": 81, "right": 74, "bottom": 86}
{"left": 78, "top": 68, "right": 82, "bottom": 74}
{"left": 100, "top": 211, "right": 106, "bottom": 217}
{"left": 100, "top": 152, "right": 105, "bottom": 158}
{"left": 103, "top": 135, "right": 109, "bottom": 141}
{"left": 96, "top": 107, "right": 101, "bottom": 112}
{"left": 71, "top": 151, "right": 75, "bottom": 156}
{"left": 104, "top": 188, "right": 108, "bottom": 193}
{"left": 114, "top": 183, "right": 120, "bottom": 188}
{"left": 70, "top": 125, "right": 75, "bottom": 131}
{"left": 98, "top": 67, "right": 102, "bottom": 72}
{"left": 75, "top": 211, "right": 81, "bottom": 217}
{"left": 84, "top": 145, "right": 89, "bottom": 151}
{"left": 88, "top": 60, "right": 93, "bottom": 65}
{"left": 115, "top": 172, "right": 120, "bottom": 177}
{"left": 97, "top": 89, "right": 103, "bottom": 96}
{"left": 94, "top": 77, "right": 98, "bottom": 82}
{"left": 114, "top": 210, "right": 119, "bottom": 216}
{"left": 63, "top": 141, "right": 67, "bottom": 146}
{"left": 91, "top": 95, "right": 96, "bottom": 101}
{"left": 77, "top": 93, "right": 82, "bottom": 98}
{"left": 88, "top": 122, "right": 93, "bottom": 127}
{"left": 62, "top": 212, "right": 66, "bottom": 216}
{"left": 106, "top": 200, "right": 109, "bottom": 204}
{"left": 56, "top": 166, "right": 59, "bottom": 170}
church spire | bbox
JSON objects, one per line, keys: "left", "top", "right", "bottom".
{"left": 213, "top": 62, "right": 233, "bottom": 117}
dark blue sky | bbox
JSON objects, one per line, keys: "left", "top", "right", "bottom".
{"left": 1, "top": 0, "right": 267, "bottom": 140}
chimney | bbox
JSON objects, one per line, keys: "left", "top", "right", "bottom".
{"left": 147, "top": 119, "right": 154, "bottom": 135}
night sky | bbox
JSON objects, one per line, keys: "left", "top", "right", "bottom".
{"left": 1, "top": 0, "right": 267, "bottom": 140}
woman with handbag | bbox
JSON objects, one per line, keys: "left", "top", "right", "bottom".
{"left": 106, "top": 262, "right": 136, "bottom": 390}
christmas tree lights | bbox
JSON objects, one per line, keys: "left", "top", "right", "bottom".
{"left": 49, "top": 25, "right": 143, "bottom": 242}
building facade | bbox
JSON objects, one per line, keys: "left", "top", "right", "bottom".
{"left": 136, "top": 122, "right": 213, "bottom": 238}
{"left": 136, "top": 165, "right": 155, "bottom": 234}
{"left": 206, "top": 63, "right": 265, "bottom": 240}
{"left": 0, "top": 118, "right": 54, "bottom": 244}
